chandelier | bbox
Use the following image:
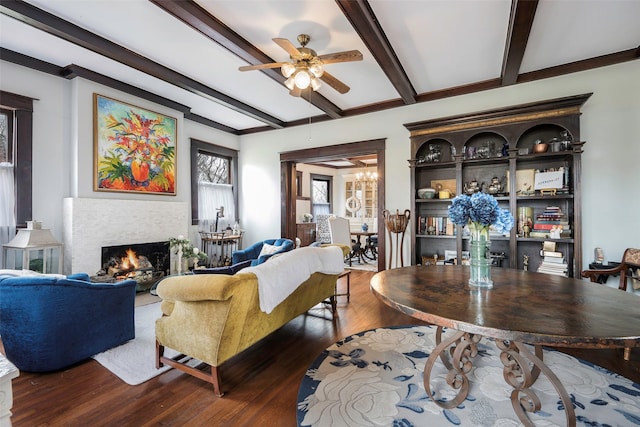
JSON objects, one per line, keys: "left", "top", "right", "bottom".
{"left": 356, "top": 168, "right": 378, "bottom": 182}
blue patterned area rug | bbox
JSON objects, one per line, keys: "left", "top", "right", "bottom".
{"left": 297, "top": 325, "right": 640, "bottom": 426}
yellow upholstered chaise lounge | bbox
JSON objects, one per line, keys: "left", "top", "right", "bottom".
{"left": 154, "top": 245, "right": 347, "bottom": 396}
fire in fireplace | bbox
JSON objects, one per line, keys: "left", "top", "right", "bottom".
{"left": 97, "top": 241, "right": 170, "bottom": 291}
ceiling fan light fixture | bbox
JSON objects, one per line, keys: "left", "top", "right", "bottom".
{"left": 294, "top": 69, "right": 311, "bottom": 89}
{"left": 309, "top": 62, "right": 324, "bottom": 78}
{"left": 281, "top": 62, "right": 296, "bottom": 78}
{"left": 241, "top": 34, "right": 360, "bottom": 96}
{"left": 310, "top": 77, "right": 321, "bottom": 91}
{"left": 284, "top": 75, "right": 296, "bottom": 90}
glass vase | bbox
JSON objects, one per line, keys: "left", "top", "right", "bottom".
{"left": 468, "top": 223, "right": 493, "bottom": 288}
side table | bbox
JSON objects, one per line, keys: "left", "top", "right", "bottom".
{"left": 0, "top": 354, "right": 19, "bottom": 427}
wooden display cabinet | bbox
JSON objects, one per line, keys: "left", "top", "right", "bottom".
{"left": 405, "top": 93, "right": 592, "bottom": 277}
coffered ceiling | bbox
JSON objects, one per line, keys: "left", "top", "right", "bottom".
{"left": 1, "top": 0, "right": 639, "bottom": 135}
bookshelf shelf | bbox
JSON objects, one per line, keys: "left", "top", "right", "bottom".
{"left": 405, "top": 94, "right": 591, "bottom": 277}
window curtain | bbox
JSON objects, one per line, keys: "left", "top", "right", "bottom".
{"left": 198, "top": 182, "right": 236, "bottom": 232}
{"left": 0, "top": 162, "right": 16, "bottom": 266}
{"left": 312, "top": 203, "right": 331, "bottom": 220}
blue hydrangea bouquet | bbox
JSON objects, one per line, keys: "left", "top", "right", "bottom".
{"left": 448, "top": 193, "right": 514, "bottom": 287}
{"left": 447, "top": 192, "right": 514, "bottom": 235}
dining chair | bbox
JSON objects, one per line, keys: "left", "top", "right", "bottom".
{"left": 328, "top": 217, "right": 358, "bottom": 266}
{"left": 315, "top": 214, "right": 334, "bottom": 244}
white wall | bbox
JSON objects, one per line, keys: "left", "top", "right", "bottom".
{"left": 239, "top": 60, "right": 640, "bottom": 280}
{"left": 0, "top": 63, "right": 70, "bottom": 243}
{"left": 2, "top": 59, "right": 639, "bottom": 283}
{"left": 0, "top": 60, "right": 240, "bottom": 274}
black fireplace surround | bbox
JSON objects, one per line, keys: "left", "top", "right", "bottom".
{"left": 97, "top": 241, "right": 170, "bottom": 290}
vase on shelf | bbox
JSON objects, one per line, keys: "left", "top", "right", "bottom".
{"left": 468, "top": 223, "right": 493, "bottom": 288}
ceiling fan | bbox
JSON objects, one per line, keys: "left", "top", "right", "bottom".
{"left": 239, "top": 34, "right": 363, "bottom": 96}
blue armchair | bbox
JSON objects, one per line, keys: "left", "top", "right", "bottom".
{"left": 0, "top": 273, "right": 136, "bottom": 372}
{"left": 231, "top": 238, "right": 294, "bottom": 266}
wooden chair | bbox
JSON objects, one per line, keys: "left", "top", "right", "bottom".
{"left": 328, "top": 217, "right": 358, "bottom": 266}
{"left": 582, "top": 248, "right": 640, "bottom": 360}
{"left": 582, "top": 248, "right": 640, "bottom": 291}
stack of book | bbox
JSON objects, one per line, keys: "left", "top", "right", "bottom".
{"left": 537, "top": 248, "right": 569, "bottom": 277}
{"left": 530, "top": 206, "right": 571, "bottom": 238}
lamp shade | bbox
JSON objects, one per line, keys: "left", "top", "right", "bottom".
{"left": 4, "top": 228, "right": 62, "bottom": 248}
{"left": 310, "top": 77, "right": 322, "bottom": 91}
{"left": 294, "top": 69, "right": 311, "bottom": 89}
{"left": 284, "top": 76, "right": 295, "bottom": 90}
{"left": 3, "top": 228, "right": 64, "bottom": 274}
{"left": 281, "top": 63, "right": 296, "bottom": 78}
{"left": 309, "top": 62, "right": 324, "bottom": 78}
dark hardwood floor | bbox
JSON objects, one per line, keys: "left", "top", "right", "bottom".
{"left": 4, "top": 270, "right": 639, "bottom": 426}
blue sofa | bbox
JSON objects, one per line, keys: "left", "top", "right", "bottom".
{"left": 231, "top": 238, "right": 294, "bottom": 266}
{"left": 0, "top": 273, "right": 136, "bottom": 372}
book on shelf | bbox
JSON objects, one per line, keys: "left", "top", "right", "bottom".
{"left": 537, "top": 260, "right": 569, "bottom": 277}
{"left": 538, "top": 266, "right": 568, "bottom": 275}
{"left": 533, "top": 223, "right": 571, "bottom": 231}
{"left": 537, "top": 240, "right": 569, "bottom": 276}
{"left": 530, "top": 230, "right": 572, "bottom": 238}
{"left": 417, "top": 216, "right": 454, "bottom": 236}
{"left": 540, "top": 249, "right": 563, "bottom": 257}
{"left": 543, "top": 256, "right": 566, "bottom": 263}
{"left": 418, "top": 216, "right": 426, "bottom": 234}
{"left": 532, "top": 207, "right": 571, "bottom": 239}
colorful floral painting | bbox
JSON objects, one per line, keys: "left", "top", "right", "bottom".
{"left": 94, "top": 94, "right": 176, "bottom": 195}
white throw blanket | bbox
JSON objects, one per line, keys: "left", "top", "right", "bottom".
{"left": 243, "top": 245, "right": 345, "bottom": 314}
{"left": 0, "top": 269, "right": 66, "bottom": 279}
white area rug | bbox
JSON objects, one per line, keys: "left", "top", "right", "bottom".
{"left": 92, "top": 302, "right": 178, "bottom": 385}
{"left": 298, "top": 325, "right": 640, "bottom": 426}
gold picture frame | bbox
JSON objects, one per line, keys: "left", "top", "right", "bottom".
{"left": 93, "top": 94, "right": 177, "bottom": 195}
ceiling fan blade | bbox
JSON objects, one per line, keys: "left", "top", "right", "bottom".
{"left": 239, "top": 62, "right": 287, "bottom": 71}
{"left": 317, "top": 50, "right": 363, "bottom": 64}
{"left": 273, "top": 38, "right": 302, "bottom": 58}
{"left": 319, "top": 71, "right": 350, "bottom": 94}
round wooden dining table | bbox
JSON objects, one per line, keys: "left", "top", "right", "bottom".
{"left": 371, "top": 265, "right": 640, "bottom": 427}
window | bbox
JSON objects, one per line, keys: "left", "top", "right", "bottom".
{"left": 1, "top": 92, "right": 34, "bottom": 266}
{"left": 310, "top": 174, "right": 332, "bottom": 218}
{"left": 190, "top": 139, "right": 238, "bottom": 232}
{"left": 0, "top": 108, "right": 12, "bottom": 163}
{"left": 0, "top": 109, "right": 16, "bottom": 262}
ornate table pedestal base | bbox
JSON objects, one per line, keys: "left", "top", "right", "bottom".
{"left": 423, "top": 326, "right": 576, "bottom": 427}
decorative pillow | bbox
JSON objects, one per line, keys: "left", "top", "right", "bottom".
{"left": 192, "top": 260, "right": 252, "bottom": 276}
{"left": 259, "top": 243, "right": 281, "bottom": 258}
{"left": 231, "top": 259, "right": 252, "bottom": 274}
{"left": 193, "top": 265, "right": 235, "bottom": 275}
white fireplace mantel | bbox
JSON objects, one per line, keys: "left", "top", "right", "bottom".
{"left": 62, "top": 198, "right": 189, "bottom": 275}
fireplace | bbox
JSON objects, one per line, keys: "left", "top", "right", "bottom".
{"left": 96, "top": 241, "right": 170, "bottom": 291}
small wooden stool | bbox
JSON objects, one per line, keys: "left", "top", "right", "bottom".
{"left": 335, "top": 270, "right": 351, "bottom": 302}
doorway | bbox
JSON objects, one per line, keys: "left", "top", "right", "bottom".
{"left": 280, "top": 139, "right": 386, "bottom": 272}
